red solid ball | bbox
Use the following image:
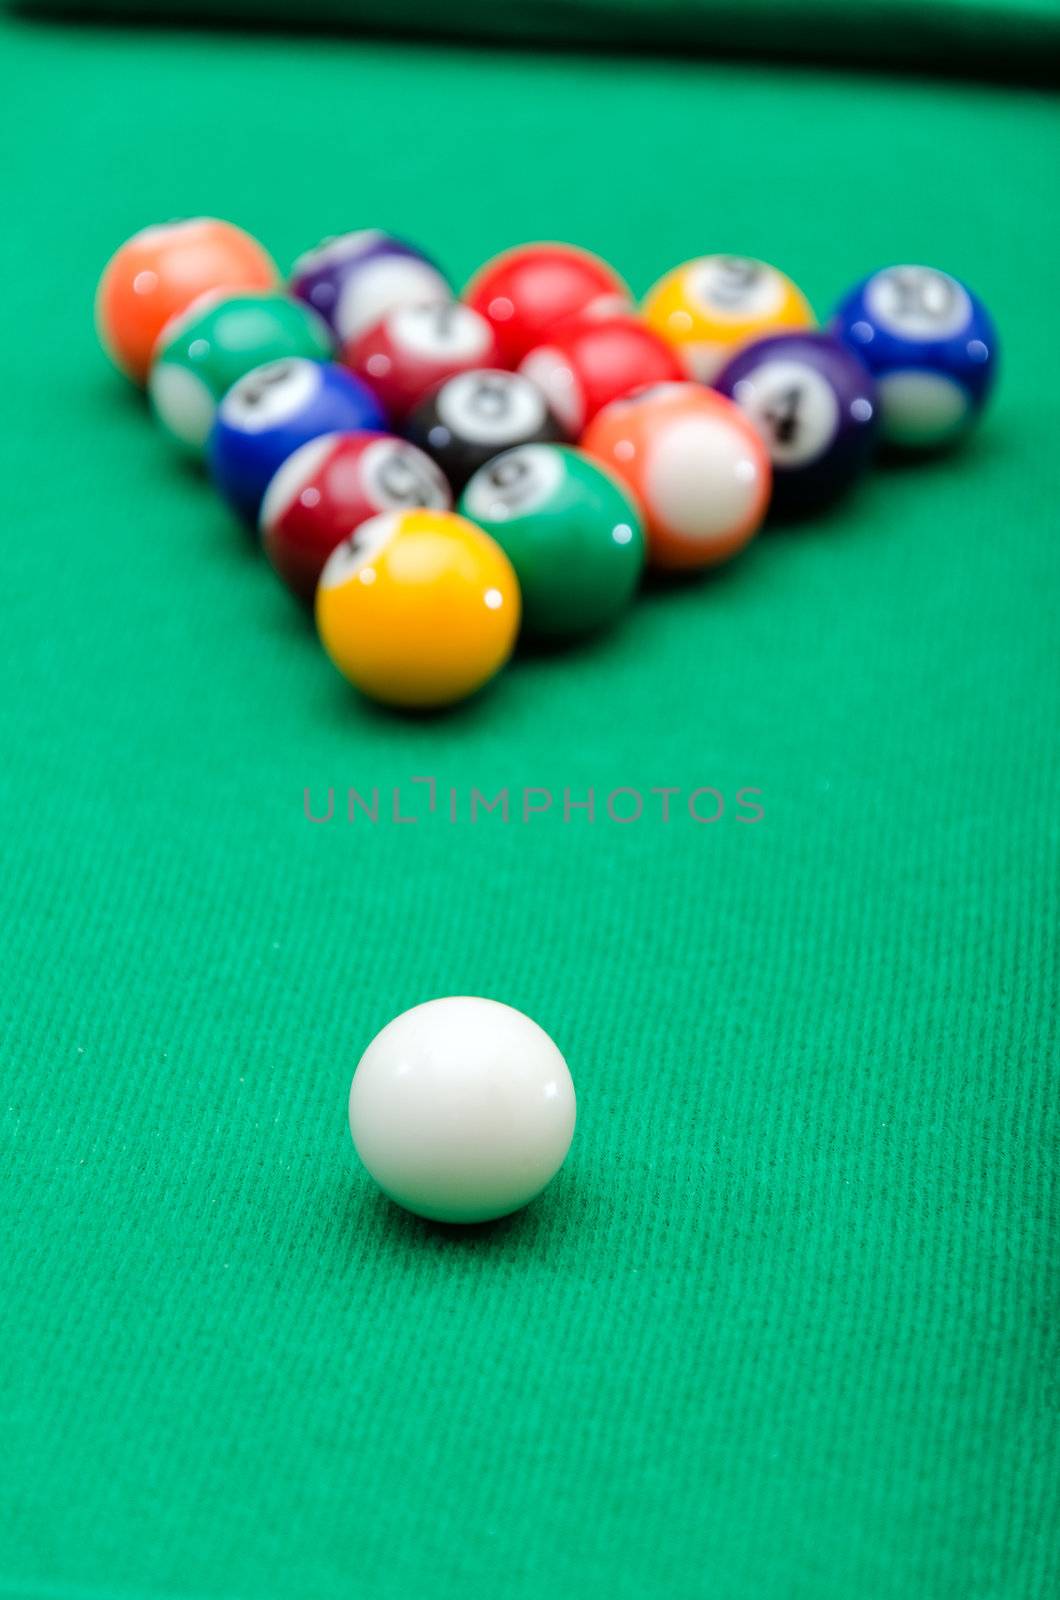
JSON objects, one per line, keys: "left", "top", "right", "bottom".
{"left": 518, "top": 313, "right": 685, "bottom": 434}
{"left": 259, "top": 431, "right": 451, "bottom": 601}
{"left": 343, "top": 302, "right": 502, "bottom": 420}
{"left": 464, "top": 243, "right": 630, "bottom": 366}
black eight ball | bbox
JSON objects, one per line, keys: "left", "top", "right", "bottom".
{"left": 404, "top": 368, "right": 567, "bottom": 491}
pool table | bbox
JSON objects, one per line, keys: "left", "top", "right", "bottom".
{"left": 1, "top": 9, "right": 1057, "bottom": 1599}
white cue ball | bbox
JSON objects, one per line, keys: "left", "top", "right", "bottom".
{"left": 349, "top": 996, "right": 577, "bottom": 1223}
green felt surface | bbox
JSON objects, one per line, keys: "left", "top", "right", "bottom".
{"left": 1, "top": 13, "right": 1058, "bottom": 1600}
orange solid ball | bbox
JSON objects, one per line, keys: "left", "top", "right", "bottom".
{"left": 95, "top": 218, "right": 279, "bottom": 385}
{"left": 581, "top": 383, "right": 772, "bottom": 570}
{"left": 315, "top": 508, "right": 521, "bottom": 709}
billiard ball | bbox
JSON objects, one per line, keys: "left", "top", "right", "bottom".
{"left": 713, "top": 332, "right": 879, "bottom": 515}
{"left": 289, "top": 230, "right": 451, "bottom": 345}
{"left": 207, "top": 358, "right": 385, "bottom": 523}
{"left": 349, "top": 996, "right": 576, "bottom": 1223}
{"left": 831, "top": 265, "right": 998, "bottom": 449}
{"left": 260, "top": 431, "right": 451, "bottom": 601}
{"left": 315, "top": 507, "right": 520, "bottom": 708}
{"left": 465, "top": 243, "right": 630, "bottom": 367}
{"left": 642, "top": 255, "right": 814, "bottom": 382}
{"left": 344, "top": 301, "right": 502, "bottom": 420}
{"left": 460, "top": 444, "right": 644, "bottom": 639}
{"left": 404, "top": 369, "right": 566, "bottom": 492}
{"left": 148, "top": 292, "right": 333, "bottom": 453}
{"left": 96, "top": 218, "right": 279, "bottom": 385}
{"left": 580, "top": 383, "right": 772, "bottom": 570}
{"left": 518, "top": 313, "right": 685, "bottom": 433}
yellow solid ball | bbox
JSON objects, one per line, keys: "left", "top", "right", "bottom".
{"left": 643, "top": 254, "right": 814, "bottom": 381}
{"left": 315, "top": 507, "right": 521, "bottom": 709}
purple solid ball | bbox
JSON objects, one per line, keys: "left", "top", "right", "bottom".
{"left": 288, "top": 230, "right": 451, "bottom": 345}
{"left": 713, "top": 331, "right": 879, "bottom": 515}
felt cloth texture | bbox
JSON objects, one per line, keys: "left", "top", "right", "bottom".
{"left": 11, "top": 0, "right": 1060, "bottom": 74}
{"left": 1, "top": 9, "right": 1058, "bottom": 1600}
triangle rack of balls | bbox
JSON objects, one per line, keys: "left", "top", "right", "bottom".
{"left": 97, "top": 224, "right": 998, "bottom": 710}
